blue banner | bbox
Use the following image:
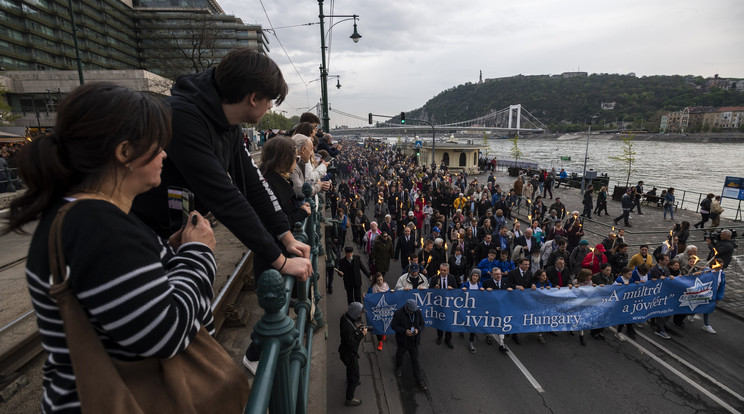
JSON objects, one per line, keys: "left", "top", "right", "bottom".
{"left": 364, "top": 272, "right": 720, "bottom": 335}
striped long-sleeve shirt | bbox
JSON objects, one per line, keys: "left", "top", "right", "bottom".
{"left": 26, "top": 199, "right": 216, "bottom": 413}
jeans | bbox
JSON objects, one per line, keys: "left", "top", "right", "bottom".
{"left": 663, "top": 204, "right": 674, "bottom": 219}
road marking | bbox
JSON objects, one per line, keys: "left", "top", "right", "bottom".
{"left": 631, "top": 329, "right": 744, "bottom": 403}
{"left": 608, "top": 327, "right": 742, "bottom": 414}
{"left": 505, "top": 343, "right": 545, "bottom": 393}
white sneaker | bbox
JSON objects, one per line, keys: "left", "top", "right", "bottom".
{"left": 615, "top": 332, "right": 626, "bottom": 342}
{"left": 243, "top": 356, "right": 259, "bottom": 374}
{"left": 686, "top": 315, "right": 695, "bottom": 323}
{"left": 654, "top": 330, "right": 671, "bottom": 340}
{"left": 702, "top": 325, "right": 717, "bottom": 334}
{"left": 693, "top": 314, "right": 701, "bottom": 320}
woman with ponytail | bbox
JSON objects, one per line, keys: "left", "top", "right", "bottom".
{"left": 2, "top": 83, "right": 242, "bottom": 413}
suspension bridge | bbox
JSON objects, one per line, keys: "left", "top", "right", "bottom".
{"left": 326, "top": 104, "right": 547, "bottom": 136}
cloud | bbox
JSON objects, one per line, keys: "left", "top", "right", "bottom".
{"left": 220, "top": 0, "right": 744, "bottom": 127}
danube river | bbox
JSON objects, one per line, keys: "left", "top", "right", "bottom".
{"left": 486, "top": 134, "right": 743, "bottom": 198}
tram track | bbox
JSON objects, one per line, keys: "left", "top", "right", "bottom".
{"left": 0, "top": 249, "right": 254, "bottom": 394}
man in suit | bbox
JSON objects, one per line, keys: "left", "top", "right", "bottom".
{"left": 482, "top": 267, "right": 510, "bottom": 353}
{"left": 394, "top": 226, "right": 418, "bottom": 271}
{"left": 474, "top": 233, "right": 497, "bottom": 264}
{"left": 545, "top": 256, "right": 570, "bottom": 287}
{"left": 514, "top": 228, "right": 540, "bottom": 257}
{"left": 431, "top": 262, "right": 458, "bottom": 348}
{"left": 506, "top": 258, "right": 533, "bottom": 345}
{"left": 391, "top": 299, "right": 427, "bottom": 391}
{"left": 337, "top": 246, "right": 370, "bottom": 304}
{"left": 492, "top": 226, "right": 511, "bottom": 257}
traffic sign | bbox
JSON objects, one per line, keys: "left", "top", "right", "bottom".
{"left": 415, "top": 140, "right": 422, "bottom": 148}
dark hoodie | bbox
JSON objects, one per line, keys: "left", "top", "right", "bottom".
{"left": 133, "top": 68, "right": 288, "bottom": 263}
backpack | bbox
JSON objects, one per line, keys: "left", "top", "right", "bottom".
{"left": 700, "top": 198, "right": 711, "bottom": 210}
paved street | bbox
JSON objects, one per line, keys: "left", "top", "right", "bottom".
{"left": 324, "top": 169, "right": 744, "bottom": 413}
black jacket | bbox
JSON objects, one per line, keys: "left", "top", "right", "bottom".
{"left": 507, "top": 268, "right": 533, "bottom": 289}
{"left": 546, "top": 266, "right": 570, "bottom": 287}
{"left": 474, "top": 241, "right": 497, "bottom": 264}
{"left": 338, "top": 255, "right": 370, "bottom": 288}
{"left": 483, "top": 278, "right": 509, "bottom": 290}
{"left": 430, "top": 273, "right": 459, "bottom": 290}
{"left": 338, "top": 313, "right": 364, "bottom": 365}
{"left": 394, "top": 234, "right": 418, "bottom": 261}
{"left": 263, "top": 170, "right": 309, "bottom": 227}
{"left": 132, "top": 68, "right": 288, "bottom": 263}
{"left": 514, "top": 235, "right": 540, "bottom": 256}
{"left": 391, "top": 307, "right": 425, "bottom": 347}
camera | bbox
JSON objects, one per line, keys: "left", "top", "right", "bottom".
{"left": 703, "top": 228, "right": 737, "bottom": 241}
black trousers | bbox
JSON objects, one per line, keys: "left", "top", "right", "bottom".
{"left": 344, "top": 357, "right": 360, "bottom": 400}
{"left": 326, "top": 266, "right": 335, "bottom": 291}
{"left": 437, "top": 329, "right": 452, "bottom": 342}
{"left": 345, "top": 283, "right": 361, "bottom": 304}
{"left": 395, "top": 344, "right": 422, "bottom": 381}
{"left": 615, "top": 209, "right": 630, "bottom": 225}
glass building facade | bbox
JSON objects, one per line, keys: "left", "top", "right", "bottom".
{"left": 0, "top": 0, "right": 267, "bottom": 77}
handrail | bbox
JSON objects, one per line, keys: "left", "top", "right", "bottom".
{"left": 245, "top": 182, "right": 323, "bottom": 414}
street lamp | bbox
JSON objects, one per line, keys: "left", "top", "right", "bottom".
{"left": 317, "top": 0, "right": 361, "bottom": 132}
{"left": 580, "top": 116, "right": 597, "bottom": 194}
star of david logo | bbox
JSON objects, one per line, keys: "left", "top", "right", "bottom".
{"left": 370, "top": 295, "right": 398, "bottom": 333}
{"left": 678, "top": 277, "right": 714, "bottom": 311}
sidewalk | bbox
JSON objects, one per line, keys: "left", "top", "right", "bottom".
{"left": 478, "top": 169, "right": 743, "bottom": 321}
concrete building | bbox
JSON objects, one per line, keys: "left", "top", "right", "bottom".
{"left": 0, "top": 0, "right": 267, "bottom": 132}
{"left": 0, "top": 0, "right": 266, "bottom": 74}
{"left": 400, "top": 141, "right": 488, "bottom": 174}
{"left": 0, "top": 70, "right": 173, "bottom": 135}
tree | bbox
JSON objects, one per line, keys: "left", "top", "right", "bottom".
{"left": 0, "top": 85, "right": 19, "bottom": 126}
{"left": 609, "top": 134, "right": 636, "bottom": 186}
{"left": 510, "top": 134, "right": 522, "bottom": 163}
{"left": 141, "top": 14, "right": 222, "bottom": 81}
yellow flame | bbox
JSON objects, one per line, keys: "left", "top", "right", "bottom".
{"left": 712, "top": 259, "right": 723, "bottom": 269}
{"left": 713, "top": 248, "right": 718, "bottom": 257}
{"left": 444, "top": 242, "right": 448, "bottom": 251}
{"left": 589, "top": 247, "right": 594, "bottom": 252}
{"left": 420, "top": 237, "right": 423, "bottom": 246}
{"left": 514, "top": 218, "right": 519, "bottom": 223}
{"left": 692, "top": 255, "right": 700, "bottom": 265}
{"left": 528, "top": 215, "right": 532, "bottom": 221}
{"left": 611, "top": 226, "right": 615, "bottom": 231}
{"left": 427, "top": 255, "right": 432, "bottom": 264}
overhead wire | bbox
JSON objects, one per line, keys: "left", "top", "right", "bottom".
{"left": 258, "top": 0, "right": 307, "bottom": 88}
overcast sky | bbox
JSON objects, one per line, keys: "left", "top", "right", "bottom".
{"left": 219, "top": 0, "right": 744, "bottom": 128}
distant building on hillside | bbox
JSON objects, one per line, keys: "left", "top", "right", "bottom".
{"left": 601, "top": 102, "right": 616, "bottom": 110}
{"left": 560, "top": 72, "right": 588, "bottom": 78}
{"left": 661, "top": 106, "right": 744, "bottom": 132}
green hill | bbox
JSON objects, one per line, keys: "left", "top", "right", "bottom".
{"left": 406, "top": 74, "right": 744, "bottom": 132}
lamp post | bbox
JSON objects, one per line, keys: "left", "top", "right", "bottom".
{"left": 580, "top": 116, "right": 596, "bottom": 194}
{"left": 317, "top": 0, "right": 360, "bottom": 132}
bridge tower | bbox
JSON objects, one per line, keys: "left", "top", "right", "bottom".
{"left": 508, "top": 104, "right": 522, "bottom": 130}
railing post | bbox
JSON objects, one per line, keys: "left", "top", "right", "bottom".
{"left": 250, "top": 269, "right": 299, "bottom": 414}
{"left": 302, "top": 183, "right": 325, "bottom": 329}
{"left": 5, "top": 166, "right": 16, "bottom": 193}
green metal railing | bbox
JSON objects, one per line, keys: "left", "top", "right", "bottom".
{"left": 245, "top": 182, "right": 325, "bottom": 414}
{"left": 1, "top": 166, "right": 20, "bottom": 193}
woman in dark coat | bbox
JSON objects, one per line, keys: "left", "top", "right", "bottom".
{"left": 259, "top": 136, "right": 311, "bottom": 226}
{"left": 581, "top": 184, "right": 594, "bottom": 218}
